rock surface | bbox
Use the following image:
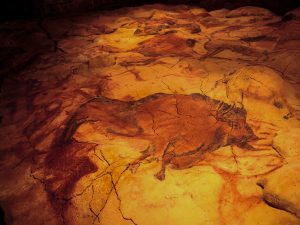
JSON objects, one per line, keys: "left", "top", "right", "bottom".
{"left": 0, "top": 4, "right": 300, "bottom": 225}
{"left": 258, "top": 163, "right": 300, "bottom": 219}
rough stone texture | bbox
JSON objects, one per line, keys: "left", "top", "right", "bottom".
{"left": 0, "top": 4, "right": 300, "bottom": 225}
{"left": 285, "top": 7, "right": 300, "bottom": 21}
{"left": 257, "top": 163, "right": 300, "bottom": 218}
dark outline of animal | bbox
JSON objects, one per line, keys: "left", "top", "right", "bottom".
{"left": 59, "top": 93, "right": 257, "bottom": 180}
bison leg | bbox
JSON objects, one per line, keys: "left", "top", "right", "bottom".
{"left": 129, "top": 145, "right": 154, "bottom": 174}
{"left": 154, "top": 140, "right": 177, "bottom": 181}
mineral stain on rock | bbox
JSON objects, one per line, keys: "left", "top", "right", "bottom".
{"left": 135, "top": 34, "right": 199, "bottom": 57}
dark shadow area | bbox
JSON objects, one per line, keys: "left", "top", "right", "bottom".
{"left": 0, "top": 206, "right": 7, "bottom": 225}
{"left": 1, "top": 0, "right": 36, "bottom": 21}
{"left": 1, "top": 0, "right": 300, "bottom": 22}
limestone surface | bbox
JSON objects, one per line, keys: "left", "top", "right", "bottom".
{"left": 0, "top": 4, "right": 300, "bottom": 225}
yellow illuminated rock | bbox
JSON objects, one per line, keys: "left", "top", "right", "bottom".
{"left": 0, "top": 4, "right": 300, "bottom": 225}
